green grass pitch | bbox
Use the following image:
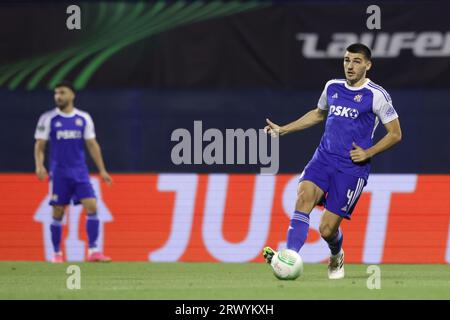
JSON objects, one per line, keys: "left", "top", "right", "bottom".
{"left": 0, "top": 262, "right": 449, "bottom": 299}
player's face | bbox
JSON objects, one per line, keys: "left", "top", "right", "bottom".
{"left": 54, "top": 87, "right": 75, "bottom": 109}
{"left": 343, "top": 52, "right": 371, "bottom": 83}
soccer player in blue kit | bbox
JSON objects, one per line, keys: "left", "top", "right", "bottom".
{"left": 263, "top": 44, "right": 402, "bottom": 279}
{"left": 34, "top": 81, "right": 113, "bottom": 263}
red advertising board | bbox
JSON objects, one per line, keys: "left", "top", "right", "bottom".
{"left": 0, "top": 174, "right": 448, "bottom": 263}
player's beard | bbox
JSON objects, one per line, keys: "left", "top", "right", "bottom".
{"left": 56, "top": 100, "right": 70, "bottom": 111}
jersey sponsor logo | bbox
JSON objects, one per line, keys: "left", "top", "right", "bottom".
{"left": 329, "top": 105, "right": 359, "bottom": 119}
{"left": 354, "top": 94, "right": 363, "bottom": 102}
{"left": 296, "top": 32, "right": 450, "bottom": 58}
{"left": 56, "top": 130, "right": 82, "bottom": 140}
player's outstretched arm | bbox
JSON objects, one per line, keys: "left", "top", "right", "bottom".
{"left": 85, "top": 139, "right": 112, "bottom": 185}
{"left": 265, "top": 107, "right": 327, "bottom": 137}
{"left": 350, "top": 118, "right": 402, "bottom": 163}
{"left": 34, "top": 139, "right": 48, "bottom": 181}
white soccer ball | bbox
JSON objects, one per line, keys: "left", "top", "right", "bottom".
{"left": 271, "top": 249, "right": 304, "bottom": 280}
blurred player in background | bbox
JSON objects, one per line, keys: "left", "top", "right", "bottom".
{"left": 34, "top": 81, "right": 112, "bottom": 263}
{"left": 263, "top": 43, "right": 402, "bottom": 279}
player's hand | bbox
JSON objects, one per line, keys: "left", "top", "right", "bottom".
{"left": 35, "top": 166, "right": 48, "bottom": 181}
{"left": 100, "top": 170, "right": 113, "bottom": 186}
{"left": 264, "top": 118, "right": 284, "bottom": 137}
{"left": 350, "top": 142, "right": 371, "bottom": 163}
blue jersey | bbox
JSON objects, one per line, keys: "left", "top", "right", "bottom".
{"left": 34, "top": 108, "right": 96, "bottom": 173}
{"left": 313, "top": 79, "right": 399, "bottom": 180}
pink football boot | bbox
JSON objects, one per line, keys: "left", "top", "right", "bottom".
{"left": 51, "top": 252, "right": 64, "bottom": 263}
{"left": 87, "top": 249, "right": 112, "bottom": 262}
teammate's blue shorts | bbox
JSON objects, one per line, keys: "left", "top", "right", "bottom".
{"left": 299, "top": 156, "right": 367, "bottom": 220}
{"left": 49, "top": 167, "right": 96, "bottom": 206}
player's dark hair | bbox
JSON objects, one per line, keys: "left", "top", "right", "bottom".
{"left": 54, "top": 80, "right": 75, "bottom": 93}
{"left": 346, "top": 43, "right": 372, "bottom": 61}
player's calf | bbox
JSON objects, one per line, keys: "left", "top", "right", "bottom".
{"left": 319, "top": 211, "right": 345, "bottom": 279}
{"left": 81, "top": 197, "right": 111, "bottom": 262}
{"left": 319, "top": 224, "right": 337, "bottom": 240}
{"left": 319, "top": 211, "right": 344, "bottom": 254}
{"left": 50, "top": 207, "right": 65, "bottom": 263}
{"left": 84, "top": 212, "right": 112, "bottom": 262}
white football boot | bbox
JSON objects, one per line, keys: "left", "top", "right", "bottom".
{"left": 328, "top": 249, "right": 345, "bottom": 280}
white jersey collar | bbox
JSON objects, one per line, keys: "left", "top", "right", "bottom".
{"left": 55, "top": 107, "right": 77, "bottom": 118}
{"left": 344, "top": 78, "right": 370, "bottom": 91}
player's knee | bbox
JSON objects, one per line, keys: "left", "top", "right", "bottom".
{"left": 85, "top": 204, "right": 97, "bottom": 214}
{"left": 52, "top": 206, "right": 65, "bottom": 219}
{"left": 319, "top": 224, "right": 335, "bottom": 240}
{"left": 82, "top": 199, "right": 97, "bottom": 214}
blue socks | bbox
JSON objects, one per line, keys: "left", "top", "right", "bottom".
{"left": 285, "top": 210, "right": 344, "bottom": 255}
{"left": 286, "top": 211, "right": 310, "bottom": 252}
{"left": 326, "top": 228, "right": 344, "bottom": 255}
{"left": 50, "top": 218, "right": 62, "bottom": 253}
{"left": 86, "top": 213, "right": 99, "bottom": 249}
{"left": 50, "top": 213, "right": 100, "bottom": 253}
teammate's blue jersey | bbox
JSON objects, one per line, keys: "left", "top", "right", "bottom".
{"left": 34, "top": 108, "right": 96, "bottom": 172}
{"left": 313, "top": 79, "right": 399, "bottom": 180}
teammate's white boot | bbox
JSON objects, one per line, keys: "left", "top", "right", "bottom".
{"left": 328, "top": 249, "right": 345, "bottom": 280}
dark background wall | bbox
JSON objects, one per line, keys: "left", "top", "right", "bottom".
{"left": 1, "top": 88, "right": 448, "bottom": 173}
{"left": 0, "top": 1, "right": 449, "bottom": 173}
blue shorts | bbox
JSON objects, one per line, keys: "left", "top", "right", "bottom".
{"left": 299, "top": 157, "right": 366, "bottom": 220}
{"left": 49, "top": 168, "right": 96, "bottom": 206}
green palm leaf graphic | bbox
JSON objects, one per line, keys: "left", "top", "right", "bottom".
{"left": 0, "top": 1, "right": 269, "bottom": 90}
